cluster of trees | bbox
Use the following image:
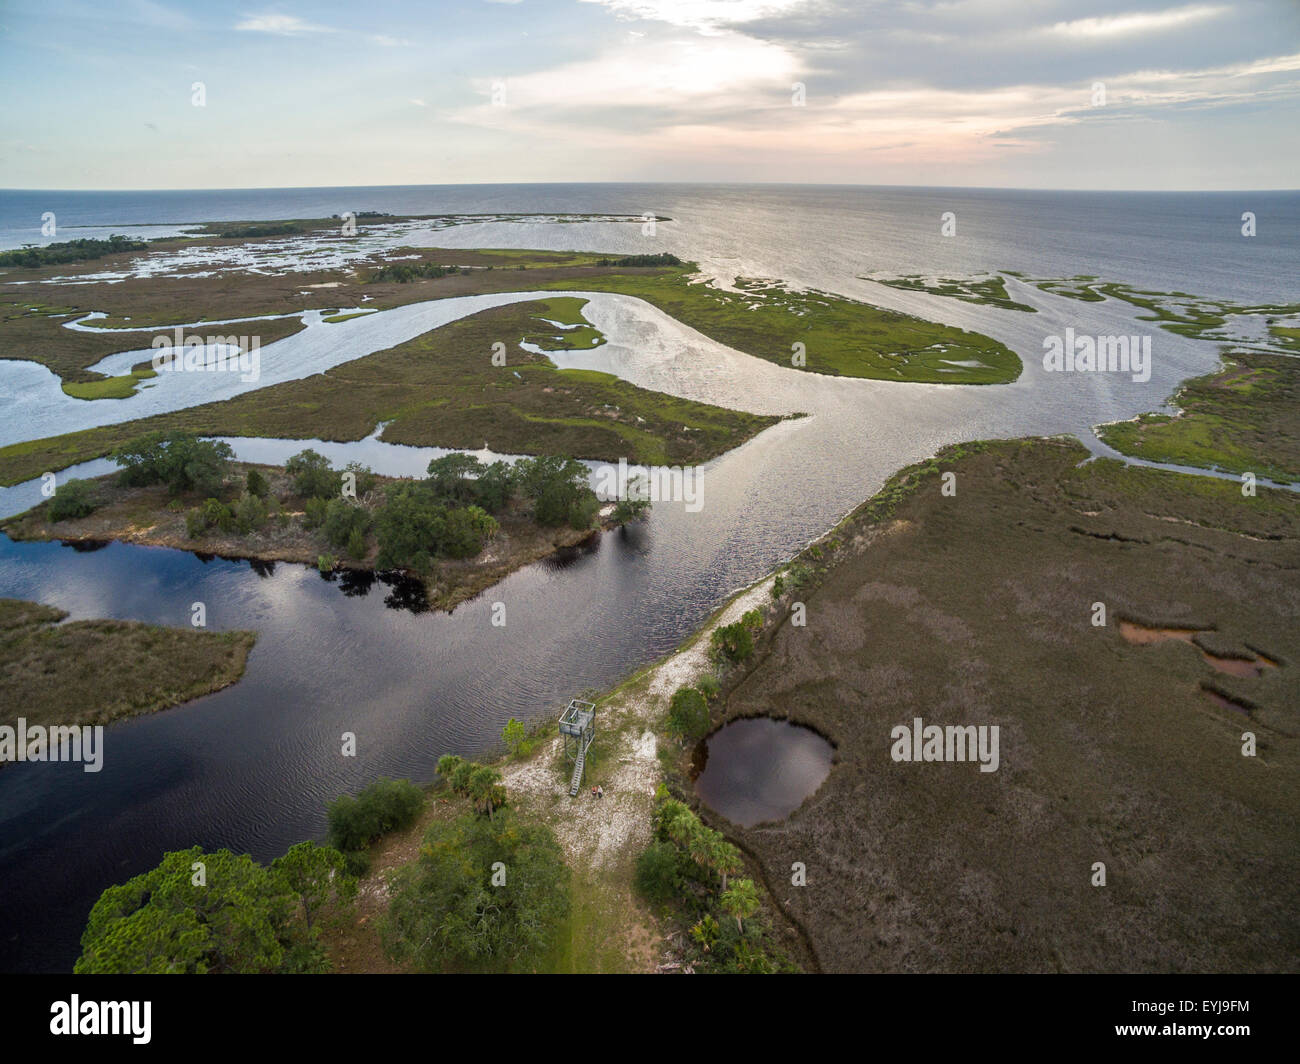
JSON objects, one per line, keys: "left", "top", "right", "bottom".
{"left": 216, "top": 222, "right": 303, "bottom": 238}
{"left": 372, "top": 453, "right": 597, "bottom": 574}
{"left": 594, "top": 253, "right": 682, "bottom": 267}
{"left": 0, "top": 235, "right": 147, "bottom": 268}
{"left": 94, "top": 433, "right": 601, "bottom": 576}
{"left": 382, "top": 811, "right": 568, "bottom": 972}
{"left": 326, "top": 777, "right": 425, "bottom": 874}
{"left": 710, "top": 608, "right": 764, "bottom": 664}
{"left": 112, "top": 431, "right": 234, "bottom": 497}
{"left": 284, "top": 448, "right": 375, "bottom": 500}
{"left": 74, "top": 842, "right": 355, "bottom": 974}
{"left": 635, "top": 796, "right": 777, "bottom": 972}
{"left": 436, "top": 755, "right": 506, "bottom": 820}
{"left": 367, "top": 261, "right": 452, "bottom": 284}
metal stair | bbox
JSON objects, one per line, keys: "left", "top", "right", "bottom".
{"left": 568, "top": 746, "right": 586, "bottom": 797}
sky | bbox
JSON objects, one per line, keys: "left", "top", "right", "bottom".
{"left": 0, "top": 0, "right": 1297, "bottom": 190}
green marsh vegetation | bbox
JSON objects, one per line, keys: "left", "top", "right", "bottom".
{"left": 0, "top": 301, "right": 778, "bottom": 486}
{"left": 0, "top": 597, "right": 256, "bottom": 739}
{"left": 543, "top": 266, "right": 1023, "bottom": 383}
{"left": 706, "top": 435, "right": 1298, "bottom": 973}
{"left": 1097, "top": 350, "right": 1300, "bottom": 482}
{"left": 871, "top": 273, "right": 1036, "bottom": 312}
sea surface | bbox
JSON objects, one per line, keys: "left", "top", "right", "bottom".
{"left": 0, "top": 183, "right": 1296, "bottom": 972}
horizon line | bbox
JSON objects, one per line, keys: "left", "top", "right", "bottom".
{"left": 2, "top": 180, "right": 1298, "bottom": 196}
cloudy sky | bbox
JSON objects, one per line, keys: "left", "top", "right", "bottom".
{"left": 1, "top": 0, "right": 1297, "bottom": 190}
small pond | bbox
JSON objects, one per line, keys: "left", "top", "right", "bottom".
{"left": 694, "top": 718, "right": 833, "bottom": 828}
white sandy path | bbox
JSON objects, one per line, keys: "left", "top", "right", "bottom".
{"left": 502, "top": 572, "right": 777, "bottom": 872}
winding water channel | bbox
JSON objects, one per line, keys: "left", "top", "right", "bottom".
{"left": 0, "top": 262, "right": 1254, "bottom": 971}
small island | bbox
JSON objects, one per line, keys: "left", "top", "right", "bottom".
{"left": 3, "top": 431, "right": 652, "bottom": 612}
{"left": 0, "top": 597, "right": 256, "bottom": 754}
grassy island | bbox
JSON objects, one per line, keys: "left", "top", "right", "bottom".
{"left": 0, "top": 597, "right": 256, "bottom": 744}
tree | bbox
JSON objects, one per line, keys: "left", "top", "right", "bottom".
{"left": 382, "top": 812, "right": 569, "bottom": 972}
{"left": 285, "top": 449, "right": 340, "bottom": 499}
{"left": 270, "top": 841, "right": 356, "bottom": 932}
{"left": 322, "top": 497, "right": 370, "bottom": 549}
{"left": 75, "top": 846, "right": 321, "bottom": 974}
{"left": 467, "top": 765, "right": 506, "bottom": 821}
{"left": 502, "top": 718, "right": 527, "bottom": 757}
{"left": 666, "top": 686, "right": 710, "bottom": 746}
{"left": 474, "top": 461, "right": 517, "bottom": 513}
{"left": 374, "top": 482, "right": 448, "bottom": 573}
{"left": 112, "top": 432, "right": 233, "bottom": 496}
{"left": 437, "top": 754, "right": 466, "bottom": 786}
{"left": 720, "top": 878, "right": 760, "bottom": 935}
{"left": 440, "top": 505, "right": 489, "bottom": 559}
{"left": 711, "top": 839, "right": 744, "bottom": 893}
{"left": 612, "top": 474, "right": 652, "bottom": 526}
{"left": 245, "top": 468, "right": 269, "bottom": 498}
{"left": 426, "top": 454, "right": 484, "bottom": 503}
{"left": 516, "top": 455, "right": 594, "bottom": 527}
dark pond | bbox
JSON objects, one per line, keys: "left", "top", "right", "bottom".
{"left": 694, "top": 718, "right": 833, "bottom": 828}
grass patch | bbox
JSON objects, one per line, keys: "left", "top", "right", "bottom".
{"left": 0, "top": 597, "right": 256, "bottom": 738}
{"left": 0, "top": 301, "right": 779, "bottom": 485}
{"left": 1097, "top": 351, "right": 1299, "bottom": 482}
{"left": 872, "top": 273, "right": 1036, "bottom": 312}
{"left": 540, "top": 267, "right": 1021, "bottom": 383}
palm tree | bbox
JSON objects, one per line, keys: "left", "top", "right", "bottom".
{"left": 436, "top": 754, "right": 464, "bottom": 785}
{"left": 721, "top": 878, "right": 760, "bottom": 935}
{"left": 468, "top": 765, "right": 505, "bottom": 821}
{"left": 712, "top": 839, "right": 743, "bottom": 893}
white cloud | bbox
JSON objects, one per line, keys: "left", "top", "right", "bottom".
{"left": 1047, "top": 3, "right": 1229, "bottom": 40}
{"left": 580, "top": 0, "right": 812, "bottom": 34}
{"left": 234, "top": 13, "right": 336, "bottom": 35}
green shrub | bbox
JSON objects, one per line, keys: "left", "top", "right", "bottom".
{"left": 47, "top": 479, "right": 97, "bottom": 521}
{"left": 245, "top": 468, "right": 269, "bottom": 498}
{"left": 302, "top": 497, "right": 329, "bottom": 530}
{"left": 234, "top": 492, "right": 268, "bottom": 534}
{"left": 326, "top": 777, "right": 424, "bottom": 853}
{"left": 634, "top": 840, "right": 681, "bottom": 903}
{"left": 184, "top": 508, "right": 206, "bottom": 539}
{"left": 285, "top": 449, "right": 340, "bottom": 499}
{"left": 201, "top": 497, "right": 234, "bottom": 533}
{"left": 346, "top": 527, "right": 367, "bottom": 561}
{"left": 322, "top": 498, "right": 370, "bottom": 549}
{"left": 711, "top": 620, "right": 754, "bottom": 664}
{"left": 666, "top": 686, "right": 710, "bottom": 745}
